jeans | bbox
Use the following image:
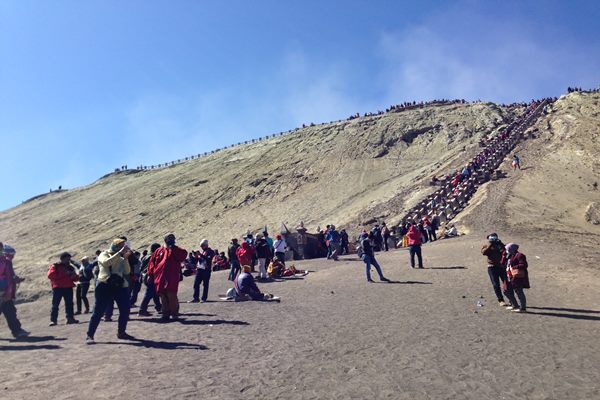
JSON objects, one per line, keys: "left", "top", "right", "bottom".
{"left": 0, "top": 300, "right": 22, "bottom": 335}
{"left": 362, "top": 254, "right": 385, "bottom": 281}
{"left": 409, "top": 245, "right": 423, "bottom": 268}
{"left": 228, "top": 260, "right": 241, "bottom": 281}
{"left": 258, "top": 258, "right": 267, "bottom": 279}
{"left": 487, "top": 266, "right": 507, "bottom": 302}
{"left": 51, "top": 287, "right": 75, "bottom": 322}
{"left": 193, "top": 268, "right": 211, "bottom": 301}
{"left": 139, "top": 279, "right": 161, "bottom": 312}
{"left": 87, "top": 283, "right": 130, "bottom": 338}
{"left": 383, "top": 236, "right": 390, "bottom": 251}
{"left": 76, "top": 283, "right": 90, "bottom": 313}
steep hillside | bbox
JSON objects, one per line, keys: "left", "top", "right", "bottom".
{"left": 456, "top": 92, "right": 600, "bottom": 263}
{"left": 1, "top": 101, "right": 520, "bottom": 301}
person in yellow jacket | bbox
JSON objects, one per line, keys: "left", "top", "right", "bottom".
{"left": 86, "top": 238, "right": 133, "bottom": 344}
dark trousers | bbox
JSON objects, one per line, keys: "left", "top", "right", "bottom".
{"left": 87, "top": 283, "right": 130, "bottom": 338}
{"left": 51, "top": 287, "right": 74, "bottom": 322}
{"left": 428, "top": 229, "right": 437, "bottom": 241}
{"left": 504, "top": 286, "right": 527, "bottom": 310}
{"left": 0, "top": 300, "right": 22, "bottom": 335}
{"left": 228, "top": 260, "right": 241, "bottom": 281}
{"left": 193, "top": 269, "right": 211, "bottom": 301}
{"left": 105, "top": 286, "right": 131, "bottom": 317}
{"left": 76, "top": 283, "right": 90, "bottom": 312}
{"left": 139, "top": 279, "right": 161, "bottom": 312}
{"left": 487, "top": 266, "right": 507, "bottom": 302}
{"left": 275, "top": 252, "right": 286, "bottom": 265}
{"left": 409, "top": 245, "right": 423, "bottom": 268}
{"left": 383, "top": 236, "right": 390, "bottom": 251}
{"left": 129, "top": 280, "right": 142, "bottom": 306}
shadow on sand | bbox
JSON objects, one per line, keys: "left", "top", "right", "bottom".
{"left": 0, "top": 344, "right": 62, "bottom": 351}
{"left": 372, "top": 280, "right": 432, "bottom": 285}
{"left": 101, "top": 337, "right": 208, "bottom": 350}
{"left": 135, "top": 317, "right": 250, "bottom": 326}
{"left": 526, "top": 311, "right": 600, "bottom": 321}
{"left": 528, "top": 306, "right": 600, "bottom": 314}
{"left": 1, "top": 335, "right": 67, "bottom": 343}
{"left": 426, "top": 266, "right": 467, "bottom": 270}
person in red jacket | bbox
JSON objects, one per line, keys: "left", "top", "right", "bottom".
{"left": 147, "top": 233, "right": 187, "bottom": 321}
{"left": 0, "top": 243, "right": 29, "bottom": 338}
{"left": 501, "top": 243, "right": 530, "bottom": 313}
{"left": 47, "top": 252, "right": 79, "bottom": 326}
{"left": 236, "top": 241, "right": 255, "bottom": 269}
{"left": 406, "top": 224, "right": 424, "bottom": 269}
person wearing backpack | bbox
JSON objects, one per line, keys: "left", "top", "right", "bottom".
{"left": 48, "top": 252, "right": 80, "bottom": 326}
{"left": 86, "top": 238, "right": 133, "bottom": 344}
{"left": 75, "top": 256, "right": 94, "bottom": 314}
{"left": 501, "top": 243, "right": 530, "bottom": 313}
{"left": 481, "top": 233, "right": 510, "bottom": 307}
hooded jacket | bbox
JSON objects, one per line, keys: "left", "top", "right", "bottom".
{"left": 0, "top": 255, "right": 17, "bottom": 300}
{"left": 407, "top": 226, "right": 423, "bottom": 246}
{"left": 236, "top": 242, "right": 255, "bottom": 266}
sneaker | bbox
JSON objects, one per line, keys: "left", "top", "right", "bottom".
{"left": 380, "top": 277, "right": 390, "bottom": 282}
{"left": 138, "top": 310, "right": 152, "bottom": 317}
{"left": 506, "top": 306, "right": 517, "bottom": 311}
{"left": 85, "top": 336, "right": 95, "bottom": 345}
{"left": 74, "top": 311, "right": 82, "bottom": 315}
{"left": 498, "top": 301, "right": 507, "bottom": 307}
{"left": 84, "top": 309, "right": 90, "bottom": 314}
{"left": 104, "top": 316, "right": 113, "bottom": 322}
{"left": 66, "top": 319, "right": 79, "bottom": 325}
{"left": 13, "top": 329, "right": 30, "bottom": 339}
{"left": 188, "top": 299, "right": 200, "bottom": 303}
{"left": 367, "top": 279, "right": 375, "bottom": 283}
{"left": 512, "top": 308, "right": 526, "bottom": 313}
{"left": 48, "top": 321, "right": 57, "bottom": 327}
{"left": 117, "top": 332, "right": 135, "bottom": 340}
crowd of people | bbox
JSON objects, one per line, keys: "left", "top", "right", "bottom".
{"left": 1, "top": 97, "right": 553, "bottom": 342}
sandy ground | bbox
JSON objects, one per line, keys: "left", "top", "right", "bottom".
{"left": 2, "top": 233, "right": 599, "bottom": 400}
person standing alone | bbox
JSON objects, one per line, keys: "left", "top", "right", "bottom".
{"left": 48, "top": 252, "right": 79, "bottom": 326}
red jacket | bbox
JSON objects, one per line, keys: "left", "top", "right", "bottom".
{"left": 502, "top": 252, "right": 530, "bottom": 289}
{"left": 236, "top": 242, "right": 255, "bottom": 266}
{"left": 407, "top": 226, "right": 423, "bottom": 246}
{"left": 148, "top": 245, "right": 188, "bottom": 294}
{"left": 47, "top": 263, "right": 78, "bottom": 289}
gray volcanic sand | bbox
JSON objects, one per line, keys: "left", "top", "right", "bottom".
{"left": 1, "top": 234, "right": 599, "bottom": 400}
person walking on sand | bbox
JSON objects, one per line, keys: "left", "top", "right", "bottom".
{"left": 148, "top": 234, "right": 187, "bottom": 320}
{"left": 407, "top": 224, "right": 424, "bottom": 269}
{"left": 138, "top": 243, "right": 162, "bottom": 316}
{"left": 360, "top": 233, "right": 390, "bottom": 283}
{"left": 227, "top": 238, "right": 241, "bottom": 281}
{"left": 481, "top": 233, "right": 511, "bottom": 307}
{"left": 512, "top": 154, "right": 521, "bottom": 170}
{"left": 502, "top": 243, "right": 530, "bottom": 313}
{"left": 48, "top": 252, "right": 79, "bottom": 326}
{"left": 0, "top": 243, "right": 29, "bottom": 339}
{"left": 86, "top": 239, "right": 134, "bottom": 344}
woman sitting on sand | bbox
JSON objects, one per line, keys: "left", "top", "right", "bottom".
{"left": 233, "top": 265, "right": 279, "bottom": 301}
{"left": 268, "top": 256, "right": 308, "bottom": 278}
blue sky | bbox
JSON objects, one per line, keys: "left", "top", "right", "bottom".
{"left": 1, "top": 0, "right": 599, "bottom": 211}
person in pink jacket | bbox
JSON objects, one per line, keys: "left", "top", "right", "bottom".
{"left": 0, "top": 243, "right": 29, "bottom": 338}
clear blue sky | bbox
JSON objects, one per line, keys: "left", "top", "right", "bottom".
{"left": 1, "top": 0, "right": 599, "bottom": 211}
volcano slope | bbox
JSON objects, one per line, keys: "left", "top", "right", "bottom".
{"left": 1, "top": 101, "right": 520, "bottom": 301}
{"left": 1, "top": 93, "right": 600, "bottom": 400}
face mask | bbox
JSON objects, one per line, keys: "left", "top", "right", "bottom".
{"left": 165, "top": 238, "right": 176, "bottom": 247}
